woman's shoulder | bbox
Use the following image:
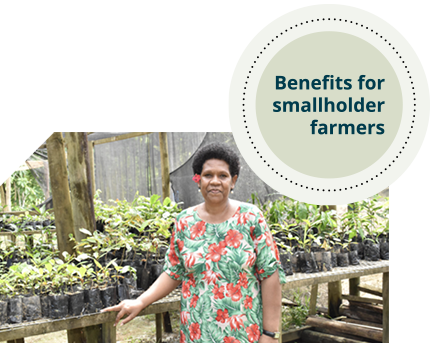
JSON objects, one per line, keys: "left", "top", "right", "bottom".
{"left": 175, "top": 204, "right": 199, "bottom": 220}
{"left": 236, "top": 201, "right": 262, "bottom": 215}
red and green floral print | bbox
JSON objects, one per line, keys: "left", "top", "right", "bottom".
{"left": 163, "top": 202, "right": 286, "bottom": 343}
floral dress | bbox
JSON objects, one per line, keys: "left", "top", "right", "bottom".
{"left": 163, "top": 202, "right": 286, "bottom": 343}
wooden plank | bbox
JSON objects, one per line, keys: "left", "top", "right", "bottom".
{"left": 328, "top": 281, "right": 342, "bottom": 318}
{"left": 342, "top": 295, "right": 383, "bottom": 305}
{"left": 281, "top": 326, "right": 311, "bottom": 342}
{"left": 342, "top": 318, "right": 382, "bottom": 329}
{"left": 0, "top": 296, "right": 180, "bottom": 341}
{"left": 357, "top": 285, "right": 382, "bottom": 298}
{"left": 17, "top": 161, "right": 45, "bottom": 171}
{"left": 93, "top": 132, "right": 152, "bottom": 146}
{"left": 88, "top": 141, "right": 96, "bottom": 198}
{"left": 305, "top": 316, "right": 382, "bottom": 342}
{"left": 0, "top": 230, "right": 55, "bottom": 237}
{"left": 309, "top": 284, "right": 318, "bottom": 315}
{"left": 302, "top": 329, "right": 372, "bottom": 343}
{"left": 282, "top": 261, "right": 389, "bottom": 290}
{"left": 382, "top": 272, "right": 389, "bottom": 343}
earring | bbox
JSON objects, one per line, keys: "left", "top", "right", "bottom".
{"left": 231, "top": 188, "right": 234, "bottom": 194}
{"left": 198, "top": 188, "right": 201, "bottom": 192}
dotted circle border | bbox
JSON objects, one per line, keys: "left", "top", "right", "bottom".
{"left": 242, "top": 18, "right": 416, "bottom": 192}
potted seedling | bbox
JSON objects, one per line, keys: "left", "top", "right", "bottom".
{"left": 295, "top": 220, "right": 318, "bottom": 274}
{"left": 93, "top": 259, "right": 118, "bottom": 308}
{"left": 46, "top": 259, "right": 70, "bottom": 319}
{"left": 0, "top": 279, "right": 12, "bottom": 325}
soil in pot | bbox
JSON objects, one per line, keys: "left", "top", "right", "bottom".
{"left": 84, "top": 288, "right": 103, "bottom": 314}
{"left": 22, "top": 295, "right": 42, "bottom": 321}
{"left": 101, "top": 286, "right": 118, "bottom": 308}
{"left": 349, "top": 250, "right": 360, "bottom": 265}
{"left": 380, "top": 242, "right": 389, "bottom": 260}
{"left": 337, "top": 252, "right": 349, "bottom": 267}
{"left": 49, "top": 294, "right": 69, "bottom": 319}
{"left": 0, "top": 300, "right": 7, "bottom": 325}
{"left": 67, "top": 291, "right": 85, "bottom": 316}
{"left": 364, "top": 243, "right": 380, "bottom": 261}
{"left": 40, "top": 295, "right": 50, "bottom": 318}
{"left": 8, "top": 296, "right": 23, "bottom": 324}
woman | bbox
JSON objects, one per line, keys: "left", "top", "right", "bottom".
{"left": 102, "top": 143, "right": 286, "bottom": 343}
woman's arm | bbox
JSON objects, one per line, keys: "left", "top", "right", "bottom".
{"left": 102, "top": 271, "right": 181, "bottom": 326}
{"left": 260, "top": 270, "right": 282, "bottom": 342}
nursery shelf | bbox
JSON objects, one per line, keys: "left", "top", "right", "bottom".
{"left": 0, "top": 290, "right": 181, "bottom": 342}
{"left": 283, "top": 260, "right": 389, "bottom": 289}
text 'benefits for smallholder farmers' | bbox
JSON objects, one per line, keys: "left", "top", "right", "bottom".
{"left": 272, "top": 75, "right": 386, "bottom": 135}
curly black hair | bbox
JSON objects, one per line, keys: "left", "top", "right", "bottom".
{"left": 192, "top": 143, "right": 241, "bottom": 177}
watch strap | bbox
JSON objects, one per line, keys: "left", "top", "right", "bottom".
{"left": 263, "top": 329, "right": 280, "bottom": 339}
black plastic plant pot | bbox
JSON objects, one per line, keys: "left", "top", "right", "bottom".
{"left": 117, "top": 284, "right": 130, "bottom": 302}
{"left": 150, "top": 264, "right": 163, "bottom": 285}
{"left": 331, "top": 252, "right": 338, "bottom": 268}
{"left": 337, "top": 252, "right": 349, "bottom": 267}
{"left": 279, "top": 252, "right": 293, "bottom": 276}
{"left": 140, "top": 267, "right": 151, "bottom": 291}
{"left": 315, "top": 251, "right": 332, "bottom": 272}
{"left": 101, "top": 286, "right": 118, "bottom": 308}
{"left": 349, "top": 250, "right": 360, "bottom": 265}
{"left": 49, "top": 294, "right": 69, "bottom": 319}
{"left": 364, "top": 243, "right": 380, "bottom": 261}
{"left": 8, "top": 296, "right": 23, "bottom": 324}
{"left": 290, "top": 252, "right": 300, "bottom": 273}
{"left": 68, "top": 291, "right": 85, "bottom": 316}
{"left": 304, "top": 252, "right": 318, "bottom": 274}
{"left": 129, "top": 289, "right": 143, "bottom": 300}
{"left": 84, "top": 288, "right": 103, "bottom": 314}
{"left": 0, "top": 300, "right": 7, "bottom": 325}
{"left": 380, "top": 242, "right": 389, "bottom": 260}
{"left": 40, "top": 295, "right": 50, "bottom": 318}
{"left": 22, "top": 295, "right": 42, "bottom": 322}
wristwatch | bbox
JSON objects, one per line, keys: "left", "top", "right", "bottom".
{"left": 262, "top": 329, "right": 281, "bottom": 339}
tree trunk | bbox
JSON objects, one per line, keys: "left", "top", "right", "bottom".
{"left": 64, "top": 132, "right": 96, "bottom": 242}
{"left": 46, "top": 132, "right": 75, "bottom": 256}
{"left": 159, "top": 132, "right": 170, "bottom": 200}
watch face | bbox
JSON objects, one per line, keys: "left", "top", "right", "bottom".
{"left": 274, "top": 332, "right": 280, "bottom": 339}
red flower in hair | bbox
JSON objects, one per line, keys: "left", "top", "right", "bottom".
{"left": 192, "top": 174, "right": 201, "bottom": 183}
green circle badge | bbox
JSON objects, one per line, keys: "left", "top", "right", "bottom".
{"left": 229, "top": 5, "right": 429, "bottom": 204}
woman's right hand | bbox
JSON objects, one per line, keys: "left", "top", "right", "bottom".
{"left": 101, "top": 298, "right": 147, "bottom": 327}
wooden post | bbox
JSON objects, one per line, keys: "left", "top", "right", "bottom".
{"left": 156, "top": 313, "right": 163, "bottom": 343}
{"left": 64, "top": 132, "right": 96, "bottom": 242}
{"left": 383, "top": 272, "right": 389, "bottom": 343}
{"left": 101, "top": 322, "right": 116, "bottom": 343}
{"left": 0, "top": 182, "right": 6, "bottom": 209}
{"left": 46, "top": 132, "right": 75, "bottom": 256}
{"left": 1, "top": 177, "right": 12, "bottom": 211}
{"left": 328, "top": 281, "right": 342, "bottom": 318}
{"left": 83, "top": 324, "right": 102, "bottom": 343}
{"left": 159, "top": 132, "right": 170, "bottom": 200}
{"left": 88, "top": 140, "right": 96, "bottom": 197}
{"left": 349, "top": 277, "right": 361, "bottom": 297}
{"left": 309, "top": 284, "right": 318, "bottom": 315}
{"left": 7, "top": 339, "right": 25, "bottom": 343}
{"left": 67, "top": 328, "right": 85, "bottom": 343}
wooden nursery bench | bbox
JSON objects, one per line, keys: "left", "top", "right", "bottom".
{"left": 0, "top": 261, "right": 389, "bottom": 343}
{"left": 0, "top": 290, "right": 181, "bottom": 343}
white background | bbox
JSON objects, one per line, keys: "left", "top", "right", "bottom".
{"left": 0, "top": 1, "right": 431, "bottom": 340}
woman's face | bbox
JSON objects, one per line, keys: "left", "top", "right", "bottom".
{"left": 199, "top": 159, "right": 238, "bottom": 204}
